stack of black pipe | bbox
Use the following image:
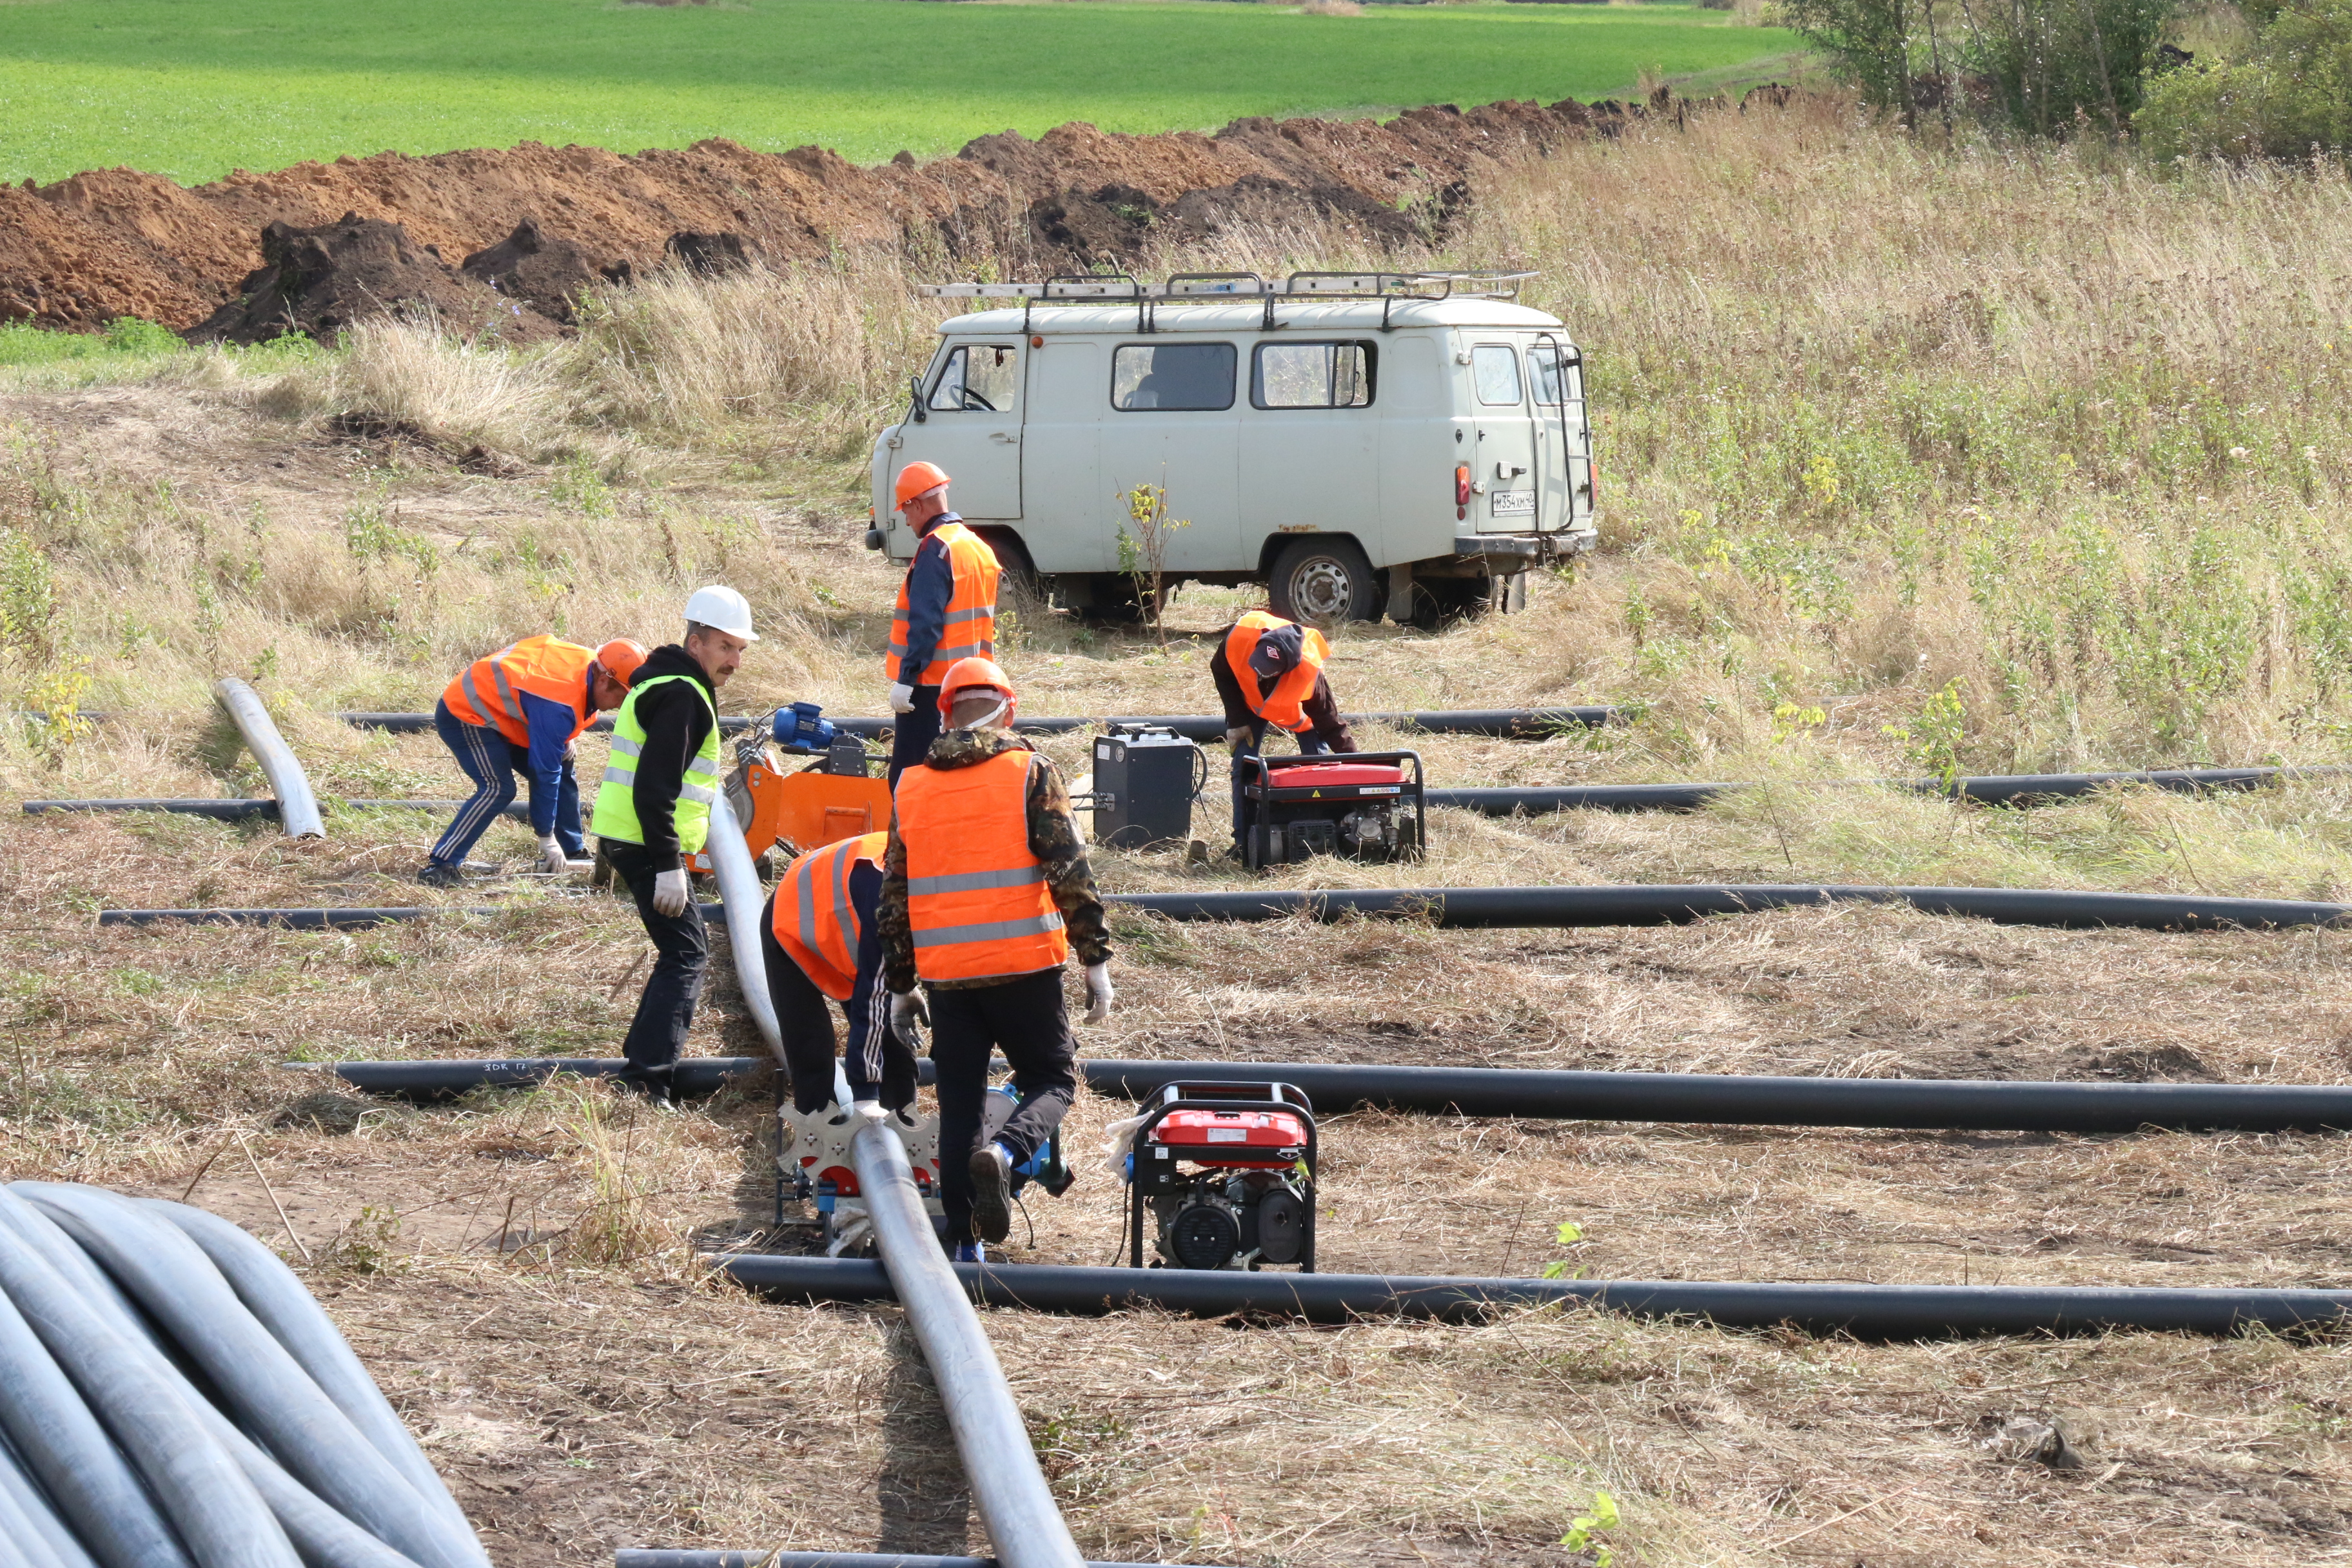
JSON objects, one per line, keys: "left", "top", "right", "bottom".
{"left": 0, "top": 1182, "right": 487, "bottom": 1568}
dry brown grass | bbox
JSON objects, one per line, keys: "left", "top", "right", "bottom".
{"left": 5, "top": 99, "right": 2352, "bottom": 1567}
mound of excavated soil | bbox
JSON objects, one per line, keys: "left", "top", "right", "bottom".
{"left": 189, "top": 213, "right": 563, "bottom": 345}
{"left": 0, "top": 91, "right": 1752, "bottom": 334}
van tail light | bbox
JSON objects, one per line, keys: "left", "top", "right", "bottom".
{"left": 1454, "top": 465, "right": 1471, "bottom": 505}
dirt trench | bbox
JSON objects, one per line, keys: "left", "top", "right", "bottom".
{"left": 0, "top": 93, "right": 1678, "bottom": 333}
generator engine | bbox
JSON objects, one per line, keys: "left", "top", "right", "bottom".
{"left": 1238, "top": 751, "right": 1427, "bottom": 872}
{"left": 1124, "top": 1081, "right": 1317, "bottom": 1272}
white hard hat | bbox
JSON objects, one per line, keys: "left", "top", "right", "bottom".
{"left": 683, "top": 585, "right": 758, "bottom": 642}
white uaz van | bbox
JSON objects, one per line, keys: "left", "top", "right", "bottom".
{"left": 865, "top": 272, "right": 1596, "bottom": 623}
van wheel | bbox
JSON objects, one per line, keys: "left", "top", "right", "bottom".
{"left": 1269, "top": 538, "right": 1381, "bottom": 625}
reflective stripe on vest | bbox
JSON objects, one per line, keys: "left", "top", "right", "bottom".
{"left": 772, "top": 830, "right": 888, "bottom": 1002}
{"left": 588, "top": 673, "right": 721, "bottom": 854}
{"left": 893, "top": 748, "right": 1068, "bottom": 983}
{"left": 886, "top": 522, "right": 1001, "bottom": 685}
{"left": 442, "top": 634, "right": 596, "bottom": 748}
{"left": 1224, "top": 612, "right": 1329, "bottom": 734}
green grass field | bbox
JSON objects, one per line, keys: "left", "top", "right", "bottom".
{"left": 0, "top": 0, "right": 1795, "bottom": 184}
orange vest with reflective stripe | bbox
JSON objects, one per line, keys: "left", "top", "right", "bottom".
{"left": 771, "top": 831, "right": 888, "bottom": 1003}
{"left": 893, "top": 749, "right": 1068, "bottom": 983}
{"left": 1224, "top": 612, "right": 1329, "bottom": 734}
{"left": 887, "top": 522, "right": 1000, "bottom": 685}
{"left": 442, "top": 634, "right": 596, "bottom": 748}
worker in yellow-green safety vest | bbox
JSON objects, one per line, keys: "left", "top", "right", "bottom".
{"left": 589, "top": 585, "right": 757, "bottom": 1104}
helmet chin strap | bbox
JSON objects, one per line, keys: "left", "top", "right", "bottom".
{"left": 958, "top": 696, "right": 1011, "bottom": 732}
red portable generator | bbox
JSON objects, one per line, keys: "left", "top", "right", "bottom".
{"left": 1125, "top": 1081, "right": 1317, "bottom": 1272}
{"left": 1238, "top": 750, "right": 1426, "bottom": 871}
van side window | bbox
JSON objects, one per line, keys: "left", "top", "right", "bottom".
{"left": 1532, "top": 346, "right": 1580, "bottom": 406}
{"left": 1251, "top": 342, "right": 1375, "bottom": 409}
{"left": 1112, "top": 343, "right": 1235, "bottom": 411}
{"left": 929, "top": 344, "right": 1020, "bottom": 412}
{"left": 1471, "top": 345, "right": 1524, "bottom": 407}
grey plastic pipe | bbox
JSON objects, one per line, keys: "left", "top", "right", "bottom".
{"left": 718, "top": 1253, "right": 2352, "bottom": 1337}
{"left": 0, "top": 1423, "right": 93, "bottom": 1568}
{"left": 703, "top": 794, "right": 792, "bottom": 1072}
{"left": 213, "top": 678, "right": 324, "bottom": 840}
{"left": 18, "top": 1186, "right": 483, "bottom": 1568}
{"left": 0, "top": 1192, "right": 428, "bottom": 1568}
{"left": 152, "top": 1198, "right": 475, "bottom": 1543}
{"left": 1104, "top": 883, "right": 2352, "bottom": 932}
{"left": 0, "top": 1190, "right": 294, "bottom": 1568}
{"left": 849, "top": 1120, "right": 1084, "bottom": 1568}
{"left": 616, "top": 1555, "right": 1229, "bottom": 1568}
{"left": 1081, "top": 1060, "right": 2352, "bottom": 1132}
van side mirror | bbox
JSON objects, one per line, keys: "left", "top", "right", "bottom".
{"left": 908, "top": 375, "right": 928, "bottom": 424}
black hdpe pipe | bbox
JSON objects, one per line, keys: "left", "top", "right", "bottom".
{"left": 1429, "top": 765, "right": 2351, "bottom": 817}
{"left": 215, "top": 678, "right": 325, "bottom": 841}
{"left": 717, "top": 1253, "right": 2352, "bottom": 1338}
{"left": 311, "top": 1054, "right": 2352, "bottom": 1136}
{"left": 1108, "top": 883, "right": 2352, "bottom": 932}
{"left": 343, "top": 707, "right": 1614, "bottom": 740}
{"left": 100, "top": 902, "right": 725, "bottom": 929}
{"left": 617, "top": 1556, "right": 1226, "bottom": 1568}
{"left": 1081, "top": 1059, "right": 2352, "bottom": 1132}
{"left": 24, "top": 800, "right": 525, "bottom": 821}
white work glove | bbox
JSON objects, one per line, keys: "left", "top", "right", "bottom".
{"left": 652, "top": 867, "right": 691, "bottom": 917}
{"left": 1082, "top": 961, "right": 1115, "bottom": 1025}
{"left": 537, "top": 834, "right": 569, "bottom": 875}
{"left": 890, "top": 988, "right": 926, "bottom": 1041}
{"left": 888, "top": 682, "right": 917, "bottom": 715}
{"left": 1225, "top": 725, "right": 1253, "bottom": 756}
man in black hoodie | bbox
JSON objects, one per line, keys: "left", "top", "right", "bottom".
{"left": 589, "top": 585, "right": 757, "bottom": 1101}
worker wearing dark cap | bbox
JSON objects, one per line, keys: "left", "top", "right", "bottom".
{"left": 1210, "top": 609, "right": 1358, "bottom": 853}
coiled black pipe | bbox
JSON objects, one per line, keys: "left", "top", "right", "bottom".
{"left": 1082, "top": 1059, "right": 2352, "bottom": 1132}
{"left": 1108, "top": 883, "right": 2352, "bottom": 931}
{"left": 616, "top": 1556, "right": 1226, "bottom": 1568}
{"left": 342, "top": 707, "right": 1614, "bottom": 739}
{"left": 716, "top": 1254, "right": 2352, "bottom": 1337}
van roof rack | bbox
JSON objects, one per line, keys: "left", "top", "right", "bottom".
{"left": 918, "top": 270, "right": 1538, "bottom": 332}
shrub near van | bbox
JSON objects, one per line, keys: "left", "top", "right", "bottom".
{"left": 867, "top": 272, "right": 1597, "bottom": 625}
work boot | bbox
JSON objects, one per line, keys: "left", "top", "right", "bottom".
{"left": 417, "top": 861, "right": 464, "bottom": 888}
{"left": 967, "top": 1142, "right": 1014, "bottom": 1244}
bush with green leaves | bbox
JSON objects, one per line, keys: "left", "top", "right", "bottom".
{"left": 2138, "top": 0, "right": 2352, "bottom": 157}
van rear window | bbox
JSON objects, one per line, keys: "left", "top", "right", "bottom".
{"left": 1251, "top": 342, "right": 1375, "bottom": 409}
{"left": 1472, "top": 345, "right": 1524, "bottom": 407}
{"left": 1112, "top": 343, "right": 1236, "bottom": 411}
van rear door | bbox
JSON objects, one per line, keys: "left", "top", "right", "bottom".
{"left": 1529, "top": 333, "right": 1589, "bottom": 531}
{"left": 1464, "top": 340, "right": 1539, "bottom": 534}
{"left": 909, "top": 338, "right": 1025, "bottom": 521}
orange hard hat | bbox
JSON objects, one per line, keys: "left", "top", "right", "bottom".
{"left": 594, "top": 638, "right": 649, "bottom": 685}
{"left": 894, "top": 460, "right": 951, "bottom": 510}
{"left": 936, "top": 656, "right": 1015, "bottom": 714}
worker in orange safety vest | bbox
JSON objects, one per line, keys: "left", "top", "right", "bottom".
{"left": 423, "top": 634, "right": 647, "bottom": 887}
{"left": 1209, "top": 609, "right": 1358, "bottom": 854}
{"left": 760, "top": 830, "right": 919, "bottom": 1118}
{"left": 883, "top": 461, "right": 1001, "bottom": 787}
{"left": 876, "top": 657, "right": 1113, "bottom": 1262}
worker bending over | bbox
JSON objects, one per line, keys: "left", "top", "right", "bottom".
{"left": 1211, "top": 609, "right": 1358, "bottom": 851}
{"left": 878, "top": 658, "right": 1113, "bottom": 1261}
{"left": 589, "top": 587, "right": 756, "bottom": 1104}
{"left": 761, "top": 830, "right": 918, "bottom": 1117}
{"left": 421, "top": 634, "right": 646, "bottom": 888}
{"left": 884, "top": 461, "right": 1000, "bottom": 787}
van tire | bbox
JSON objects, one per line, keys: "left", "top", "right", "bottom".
{"left": 1269, "top": 537, "right": 1382, "bottom": 625}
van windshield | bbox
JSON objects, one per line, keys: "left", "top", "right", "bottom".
{"left": 1112, "top": 343, "right": 1236, "bottom": 411}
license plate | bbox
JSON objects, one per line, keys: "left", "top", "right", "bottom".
{"left": 1491, "top": 489, "right": 1536, "bottom": 517}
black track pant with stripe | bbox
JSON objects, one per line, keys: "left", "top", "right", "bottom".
{"left": 930, "top": 966, "right": 1077, "bottom": 1245}
{"left": 759, "top": 874, "right": 916, "bottom": 1115}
